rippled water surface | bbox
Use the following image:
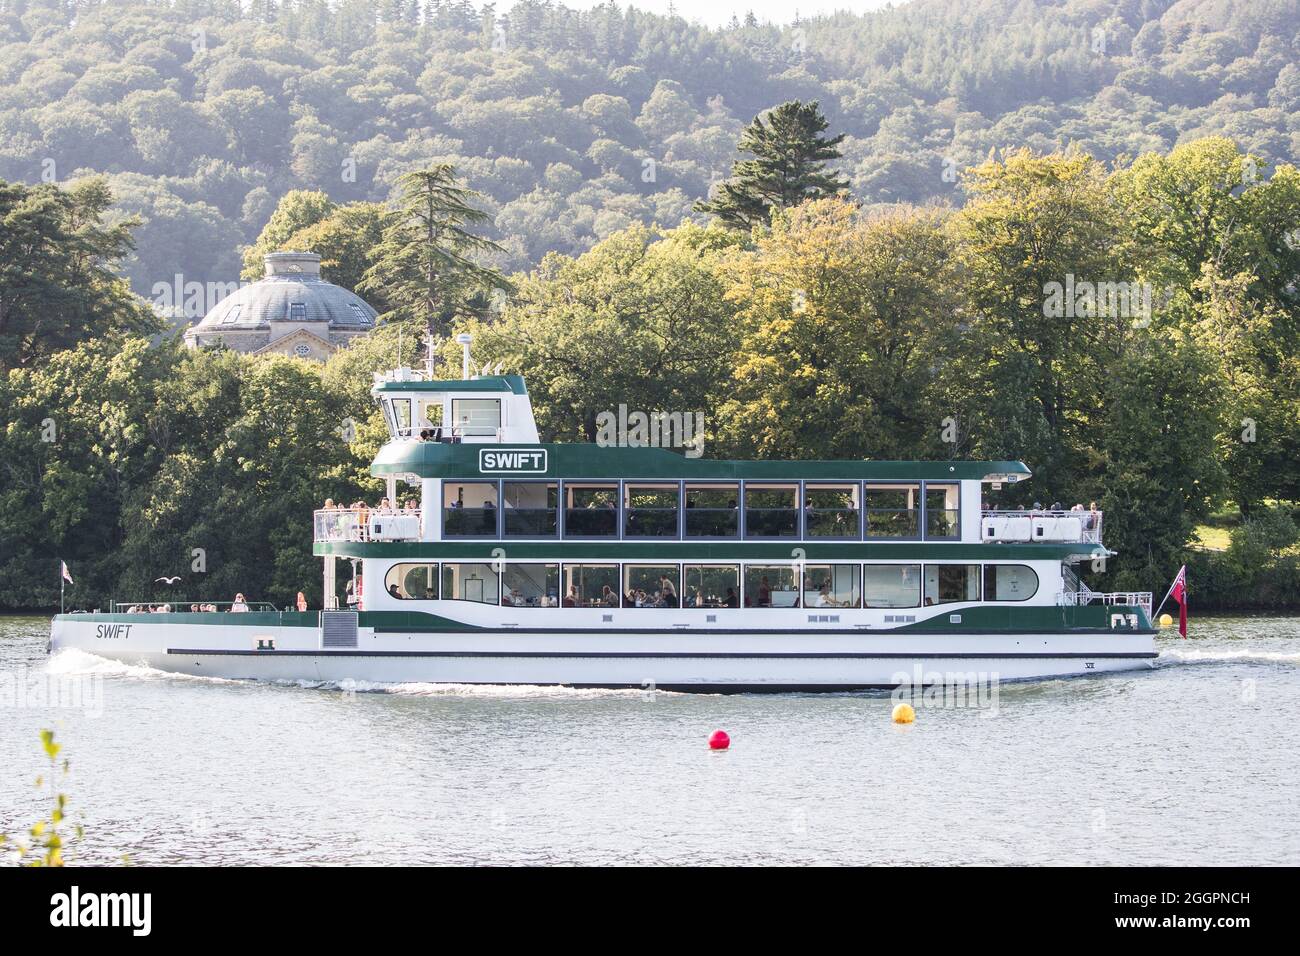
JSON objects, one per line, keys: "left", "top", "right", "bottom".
{"left": 2, "top": 615, "right": 1297, "bottom": 865}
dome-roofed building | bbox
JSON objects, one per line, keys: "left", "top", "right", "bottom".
{"left": 184, "top": 251, "right": 378, "bottom": 360}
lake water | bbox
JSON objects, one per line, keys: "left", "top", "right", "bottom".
{"left": 2, "top": 614, "right": 1297, "bottom": 865}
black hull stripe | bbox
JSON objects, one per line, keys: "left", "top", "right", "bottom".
{"left": 167, "top": 648, "right": 1158, "bottom": 660}
{"left": 371, "top": 627, "right": 1158, "bottom": 636}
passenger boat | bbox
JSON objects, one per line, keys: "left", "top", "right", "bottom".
{"left": 50, "top": 352, "right": 1156, "bottom": 691}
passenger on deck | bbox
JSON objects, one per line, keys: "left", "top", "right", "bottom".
{"left": 231, "top": 593, "right": 250, "bottom": 612}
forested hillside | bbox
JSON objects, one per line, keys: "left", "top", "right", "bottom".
{"left": 1, "top": 0, "right": 1296, "bottom": 302}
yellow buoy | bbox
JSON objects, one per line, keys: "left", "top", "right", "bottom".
{"left": 1158, "top": 613, "right": 1174, "bottom": 627}
{"left": 892, "top": 702, "right": 916, "bottom": 724}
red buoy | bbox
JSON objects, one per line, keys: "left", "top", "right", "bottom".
{"left": 708, "top": 730, "right": 730, "bottom": 750}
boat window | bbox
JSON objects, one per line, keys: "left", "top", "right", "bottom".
{"left": 682, "top": 565, "right": 739, "bottom": 608}
{"left": 384, "top": 563, "right": 439, "bottom": 600}
{"left": 419, "top": 398, "right": 443, "bottom": 429}
{"left": 503, "top": 482, "right": 558, "bottom": 537}
{"left": 743, "top": 564, "right": 800, "bottom": 608}
{"left": 744, "top": 484, "right": 799, "bottom": 537}
{"left": 623, "top": 564, "right": 681, "bottom": 607}
{"left": 563, "top": 483, "right": 618, "bottom": 537}
{"left": 440, "top": 563, "right": 499, "bottom": 604}
{"left": 984, "top": 564, "right": 1039, "bottom": 602}
{"left": 443, "top": 482, "right": 498, "bottom": 536}
{"left": 451, "top": 398, "right": 501, "bottom": 437}
{"left": 863, "top": 563, "right": 921, "bottom": 608}
{"left": 803, "top": 564, "right": 860, "bottom": 608}
{"left": 683, "top": 483, "right": 739, "bottom": 537}
{"left": 502, "top": 563, "right": 560, "bottom": 607}
{"left": 563, "top": 564, "right": 619, "bottom": 607}
{"left": 391, "top": 398, "right": 413, "bottom": 437}
{"left": 865, "top": 483, "right": 919, "bottom": 537}
{"left": 805, "top": 484, "right": 860, "bottom": 538}
{"left": 924, "top": 564, "right": 981, "bottom": 605}
{"left": 925, "top": 483, "right": 960, "bottom": 539}
{"left": 624, "top": 483, "right": 679, "bottom": 538}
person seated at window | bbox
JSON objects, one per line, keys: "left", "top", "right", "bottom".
{"left": 231, "top": 593, "right": 250, "bottom": 612}
{"left": 659, "top": 576, "right": 679, "bottom": 607}
{"left": 190, "top": 604, "right": 200, "bottom": 613}
{"left": 725, "top": 587, "right": 739, "bottom": 608}
{"left": 924, "top": 596, "right": 935, "bottom": 606}
{"left": 387, "top": 583, "right": 402, "bottom": 599}
{"left": 757, "top": 575, "right": 772, "bottom": 607}
{"left": 815, "top": 584, "right": 834, "bottom": 608}
{"left": 563, "top": 585, "right": 579, "bottom": 607}
{"left": 600, "top": 584, "right": 619, "bottom": 607}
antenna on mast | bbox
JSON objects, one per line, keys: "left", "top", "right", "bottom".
{"left": 425, "top": 331, "right": 435, "bottom": 378}
{"left": 456, "top": 333, "right": 473, "bottom": 378}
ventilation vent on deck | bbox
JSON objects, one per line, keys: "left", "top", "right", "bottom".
{"left": 321, "top": 610, "right": 359, "bottom": 648}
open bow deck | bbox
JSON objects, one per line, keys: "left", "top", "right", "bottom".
{"left": 52, "top": 359, "right": 1155, "bottom": 691}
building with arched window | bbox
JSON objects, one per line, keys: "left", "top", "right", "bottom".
{"left": 184, "top": 251, "right": 378, "bottom": 360}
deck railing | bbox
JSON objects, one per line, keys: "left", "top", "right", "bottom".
{"left": 981, "top": 509, "right": 1103, "bottom": 544}
{"left": 1058, "top": 584, "right": 1152, "bottom": 617}
{"left": 313, "top": 508, "right": 423, "bottom": 543}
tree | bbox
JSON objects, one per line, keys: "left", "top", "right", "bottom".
{"left": 695, "top": 100, "right": 847, "bottom": 230}
{"left": 0, "top": 177, "right": 156, "bottom": 372}
{"left": 716, "top": 198, "right": 958, "bottom": 459}
{"left": 358, "top": 165, "right": 510, "bottom": 341}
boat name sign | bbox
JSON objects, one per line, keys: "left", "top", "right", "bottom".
{"left": 479, "top": 449, "right": 548, "bottom": 474}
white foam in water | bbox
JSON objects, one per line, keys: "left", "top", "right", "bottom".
{"left": 44, "top": 648, "right": 240, "bottom": 685}
{"left": 293, "top": 678, "right": 666, "bottom": 699}
{"left": 1158, "top": 647, "right": 1300, "bottom": 666}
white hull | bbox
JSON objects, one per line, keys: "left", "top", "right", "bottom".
{"left": 50, "top": 616, "right": 1156, "bottom": 690}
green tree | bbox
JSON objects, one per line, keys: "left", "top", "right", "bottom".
{"left": 358, "top": 165, "right": 510, "bottom": 339}
{"left": 0, "top": 178, "right": 156, "bottom": 371}
{"left": 696, "top": 100, "right": 847, "bottom": 230}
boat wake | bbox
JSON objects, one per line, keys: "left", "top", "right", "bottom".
{"left": 1156, "top": 647, "right": 1300, "bottom": 668}
{"left": 281, "top": 678, "right": 675, "bottom": 700}
{"left": 44, "top": 648, "right": 240, "bottom": 685}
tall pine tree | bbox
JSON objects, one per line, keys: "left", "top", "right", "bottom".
{"left": 696, "top": 100, "right": 848, "bottom": 229}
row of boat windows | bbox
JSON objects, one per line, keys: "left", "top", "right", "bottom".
{"left": 440, "top": 480, "right": 961, "bottom": 540}
{"left": 383, "top": 562, "right": 1039, "bottom": 608}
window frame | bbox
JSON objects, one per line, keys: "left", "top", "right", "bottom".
{"left": 864, "top": 481, "right": 922, "bottom": 541}
{"left": 501, "top": 479, "right": 559, "bottom": 539}
{"left": 442, "top": 480, "right": 501, "bottom": 539}
{"left": 682, "top": 481, "right": 741, "bottom": 540}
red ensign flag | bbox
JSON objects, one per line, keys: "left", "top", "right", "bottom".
{"left": 1170, "top": 564, "right": 1188, "bottom": 638}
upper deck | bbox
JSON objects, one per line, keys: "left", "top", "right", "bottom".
{"left": 322, "top": 368, "right": 1105, "bottom": 555}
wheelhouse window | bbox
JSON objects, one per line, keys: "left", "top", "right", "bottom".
{"left": 623, "top": 564, "right": 681, "bottom": 607}
{"left": 682, "top": 565, "right": 739, "bottom": 608}
{"left": 744, "top": 484, "right": 799, "bottom": 537}
{"left": 805, "top": 484, "right": 860, "bottom": 538}
{"left": 451, "top": 398, "right": 501, "bottom": 438}
{"left": 925, "top": 483, "right": 960, "bottom": 539}
{"left": 444, "top": 481, "right": 498, "bottom": 537}
{"left": 863, "top": 563, "right": 921, "bottom": 608}
{"left": 502, "top": 563, "right": 559, "bottom": 607}
{"left": 503, "top": 481, "right": 557, "bottom": 537}
{"left": 418, "top": 398, "right": 444, "bottom": 439}
{"left": 563, "top": 564, "right": 619, "bottom": 607}
{"left": 683, "top": 483, "right": 739, "bottom": 537}
{"left": 925, "top": 564, "right": 981, "bottom": 605}
{"left": 865, "top": 483, "right": 919, "bottom": 537}
{"left": 624, "top": 483, "right": 679, "bottom": 538}
{"left": 390, "top": 397, "right": 413, "bottom": 438}
{"left": 384, "top": 563, "right": 438, "bottom": 600}
{"left": 744, "top": 565, "right": 799, "bottom": 608}
{"left": 441, "top": 563, "right": 499, "bottom": 604}
{"left": 984, "top": 564, "right": 1039, "bottom": 601}
{"left": 803, "top": 564, "right": 860, "bottom": 608}
{"left": 563, "top": 483, "right": 618, "bottom": 537}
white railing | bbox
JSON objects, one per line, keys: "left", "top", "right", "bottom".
{"left": 981, "top": 509, "right": 1103, "bottom": 544}
{"left": 314, "top": 508, "right": 423, "bottom": 543}
{"left": 1058, "top": 585, "right": 1152, "bottom": 617}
